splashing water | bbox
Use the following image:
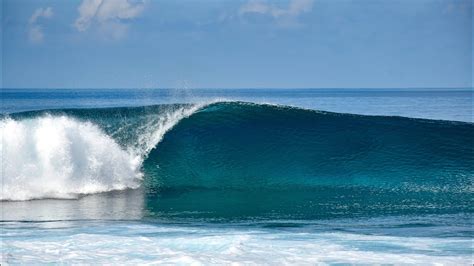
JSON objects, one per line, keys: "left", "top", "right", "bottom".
{"left": 0, "top": 104, "right": 203, "bottom": 201}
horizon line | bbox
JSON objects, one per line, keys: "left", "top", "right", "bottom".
{"left": 2, "top": 87, "right": 473, "bottom": 90}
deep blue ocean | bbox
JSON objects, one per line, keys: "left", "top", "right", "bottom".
{"left": 1, "top": 88, "right": 473, "bottom": 264}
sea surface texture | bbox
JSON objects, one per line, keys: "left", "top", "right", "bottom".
{"left": 1, "top": 89, "right": 473, "bottom": 264}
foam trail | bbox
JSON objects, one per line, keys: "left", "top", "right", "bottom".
{"left": 0, "top": 104, "right": 203, "bottom": 201}
{"left": 1, "top": 222, "right": 471, "bottom": 264}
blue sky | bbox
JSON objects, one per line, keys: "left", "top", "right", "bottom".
{"left": 1, "top": 0, "right": 472, "bottom": 89}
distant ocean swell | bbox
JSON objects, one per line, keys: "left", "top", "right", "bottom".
{"left": 1, "top": 102, "right": 473, "bottom": 217}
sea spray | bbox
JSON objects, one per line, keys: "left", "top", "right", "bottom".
{"left": 0, "top": 103, "right": 204, "bottom": 201}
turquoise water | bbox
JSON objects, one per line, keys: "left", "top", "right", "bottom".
{"left": 1, "top": 89, "right": 473, "bottom": 264}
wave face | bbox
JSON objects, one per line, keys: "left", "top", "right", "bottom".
{"left": 143, "top": 102, "right": 473, "bottom": 219}
{"left": 2, "top": 102, "right": 473, "bottom": 219}
{"left": 147, "top": 102, "right": 473, "bottom": 189}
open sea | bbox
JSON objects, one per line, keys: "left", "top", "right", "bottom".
{"left": 1, "top": 88, "right": 473, "bottom": 264}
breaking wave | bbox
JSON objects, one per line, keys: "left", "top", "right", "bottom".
{"left": 1, "top": 104, "right": 202, "bottom": 200}
{"left": 2, "top": 102, "right": 473, "bottom": 214}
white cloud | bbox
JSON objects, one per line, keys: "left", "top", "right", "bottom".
{"left": 28, "top": 7, "right": 53, "bottom": 43}
{"left": 239, "top": 0, "right": 314, "bottom": 26}
{"left": 284, "top": 0, "right": 314, "bottom": 17}
{"left": 74, "top": 0, "right": 146, "bottom": 39}
{"left": 74, "top": 0, "right": 102, "bottom": 32}
{"left": 239, "top": 0, "right": 271, "bottom": 16}
{"left": 28, "top": 25, "right": 44, "bottom": 43}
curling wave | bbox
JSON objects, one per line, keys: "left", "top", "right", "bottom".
{"left": 2, "top": 102, "right": 473, "bottom": 212}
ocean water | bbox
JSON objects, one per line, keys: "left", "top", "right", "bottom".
{"left": 1, "top": 88, "right": 473, "bottom": 264}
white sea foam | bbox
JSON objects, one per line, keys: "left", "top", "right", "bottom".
{"left": 0, "top": 104, "right": 203, "bottom": 201}
{"left": 0, "top": 116, "right": 140, "bottom": 201}
{"left": 1, "top": 221, "right": 471, "bottom": 265}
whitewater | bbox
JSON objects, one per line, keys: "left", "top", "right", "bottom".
{"left": 1, "top": 104, "right": 203, "bottom": 201}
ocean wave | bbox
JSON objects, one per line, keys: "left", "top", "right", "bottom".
{"left": 2, "top": 102, "right": 473, "bottom": 205}
{"left": 145, "top": 102, "right": 473, "bottom": 191}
